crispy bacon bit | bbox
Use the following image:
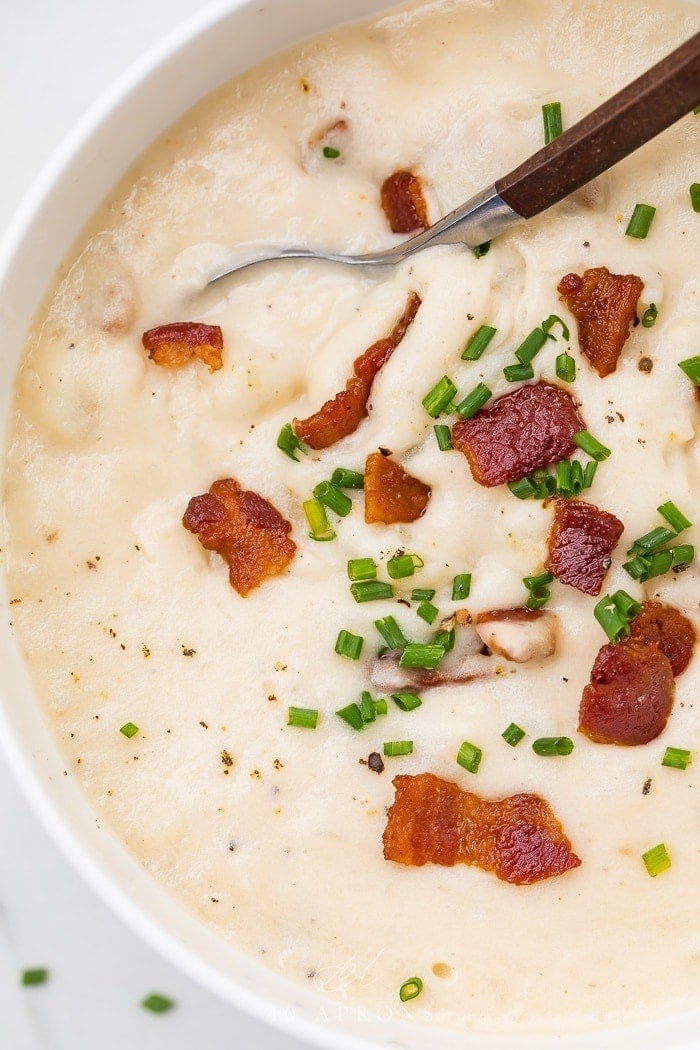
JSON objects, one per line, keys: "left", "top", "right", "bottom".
{"left": 579, "top": 639, "right": 674, "bottom": 745}
{"left": 183, "top": 478, "right": 295, "bottom": 596}
{"left": 142, "top": 322, "right": 224, "bottom": 372}
{"left": 545, "top": 499, "right": 624, "bottom": 596}
{"left": 380, "top": 170, "right": 429, "bottom": 233}
{"left": 474, "top": 608, "right": 557, "bottom": 663}
{"left": 629, "top": 601, "right": 696, "bottom": 676}
{"left": 452, "top": 381, "right": 585, "bottom": 487}
{"left": 383, "top": 773, "right": 581, "bottom": 885}
{"left": 293, "top": 293, "right": 421, "bottom": 449}
{"left": 558, "top": 267, "right": 643, "bottom": 377}
{"left": 364, "top": 452, "right": 431, "bottom": 525}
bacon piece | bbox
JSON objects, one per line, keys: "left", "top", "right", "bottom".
{"left": 142, "top": 322, "right": 224, "bottom": 372}
{"left": 380, "top": 170, "right": 429, "bottom": 233}
{"left": 452, "top": 381, "right": 585, "bottom": 487}
{"left": 293, "top": 292, "right": 421, "bottom": 449}
{"left": 629, "top": 600, "right": 696, "bottom": 676}
{"left": 364, "top": 452, "right": 431, "bottom": 525}
{"left": 474, "top": 608, "right": 557, "bottom": 662}
{"left": 545, "top": 499, "right": 624, "bottom": 596}
{"left": 558, "top": 267, "right": 643, "bottom": 377}
{"left": 579, "top": 639, "right": 674, "bottom": 745}
{"left": 383, "top": 773, "right": 581, "bottom": 885}
{"left": 183, "top": 478, "right": 295, "bottom": 596}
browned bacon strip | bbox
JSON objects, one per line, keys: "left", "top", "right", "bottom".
{"left": 546, "top": 499, "right": 624, "bottom": 596}
{"left": 293, "top": 292, "right": 421, "bottom": 449}
{"left": 364, "top": 451, "right": 431, "bottom": 524}
{"left": 558, "top": 267, "right": 643, "bottom": 377}
{"left": 629, "top": 600, "right": 696, "bottom": 676}
{"left": 383, "top": 773, "right": 581, "bottom": 885}
{"left": 380, "top": 170, "right": 429, "bottom": 233}
{"left": 183, "top": 478, "right": 295, "bottom": 596}
{"left": 142, "top": 322, "right": 224, "bottom": 372}
{"left": 452, "top": 381, "right": 585, "bottom": 487}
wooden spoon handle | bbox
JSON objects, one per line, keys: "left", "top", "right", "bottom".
{"left": 495, "top": 32, "right": 700, "bottom": 219}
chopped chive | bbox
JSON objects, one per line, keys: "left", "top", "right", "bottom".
{"left": 399, "top": 976, "right": 423, "bottom": 1002}
{"left": 524, "top": 571, "right": 553, "bottom": 590}
{"left": 678, "top": 355, "right": 700, "bottom": 385}
{"left": 555, "top": 459, "right": 572, "bottom": 496}
{"left": 384, "top": 740, "right": 413, "bottom": 757}
{"left": 625, "top": 203, "right": 656, "bottom": 239}
{"left": 523, "top": 570, "right": 553, "bottom": 611}
{"left": 690, "top": 183, "right": 700, "bottom": 213}
{"left": 515, "top": 327, "right": 548, "bottom": 365}
{"left": 323, "top": 145, "right": 340, "bottom": 158}
{"left": 391, "top": 691, "right": 422, "bottom": 712}
{"left": 375, "top": 615, "right": 407, "bottom": 650}
{"left": 374, "top": 698, "right": 388, "bottom": 716}
{"left": 433, "top": 626, "right": 455, "bottom": 652}
{"left": 455, "top": 382, "right": 491, "bottom": 420}
{"left": 417, "top": 600, "right": 439, "bottom": 625}
{"left": 582, "top": 460, "right": 598, "bottom": 489}
{"left": 642, "top": 843, "right": 671, "bottom": 877}
{"left": 347, "top": 557, "right": 377, "bottom": 582}
{"left": 657, "top": 501, "right": 692, "bottom": 534}
{"left": 542, "top": 101, "right": 563, "bottom": 144}
{"left": 502, "top": 723, "right": 526, "bottom": 747}
{"left": 452, "top": 573, "right": 472, "bottom": 600}
{"left": 276, "top": 422, "right": 307, "bottom": 462}
{"left": 287, "top": 706, "right": 318, "bottom": 729}
{"left": 662, "top": 746, "right": 692, "bottom": 770}
{"left": 594, "top": 594, "right": 631, "bottom": 643}
{"left": 610, "top": 589, "right": 641, "bottom": 620}
{"left": 462, "top": 324, "right": 497, "bottom": 361}
{"left": 507, "top": 475, "right": 538, "bottom": 499}
{"left": 21, "top": 968, "right": 48, "bottom": 986}
{"left": 570, "top": 459, "right": 584, "bottom": 495}
{"left": 335, "top": 629, "right": 363, "bottom": 660}
{"left": 622, "top": 554, "right": 650, "bottom": 581}
{"left": 473, "top": 241, "right": 491, "bottom": 258}
{"left": 644, "top": 549, "right": 674, "bottom": 578}
{"left": 434, "top": 424, "right": 453, "bottom": 451}
{"left": 555, "top": 351, "right": 576, "bottom": 382}
{"left": 141, "top": 994, "right": 174, "bottom": 1014}
{"left": 303, "top": 497, "right": 336, "bottom": 541}
{"left": 541, "top": 314, "right": 570, "bottom": 341}
{"left": 457, "top": 740, "right": 482, "bottom": 774}
{"left": 330, "top": 467, "right": 364, "bottom": 489}
{"left": 313, "top": 481, "right": 352, "bottom": 517}
{"left": 422, "top": 376, "right": 458, "bottom": 418}
{"left": 628, "top": 526, "right": 676, "bottom": 555}
{"left": 670, "top": 544, "right": 694, "bottom": 569}
{"left": 359, "top": 691, "right": 376, "bottom": 724}
{"left": 120, "top": 722, "right": 139, "bottom": 739}
{"left": 532, "top": 736, "right": 574, "bottom": 756}
{"left": 351, "top": 581, "right": 394, "bottom": 603}
{"left": 336, "top": 703, "right": 365, "bottom": 731}
{"left": 503, "top": 362, "right": 535, "bottom": 383}
{"left": 399, "top": 642, "right": 445, "bottom": 670}
{"left": 387, "top": 553, "right": 424, "bottom": 580}
{"left": 641, "top": 303, "right": 658, "bottom": 328}
{"left": 525, "top": 590, "right": 551, "bottom": 611}
{"left": 573, "top": 430, "right": 611, "bottom": 461}
{"left": 411, "top": 587, "right": 436, "bottom": 602}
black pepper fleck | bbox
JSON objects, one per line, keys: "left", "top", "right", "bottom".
{"left": 367, "top": 752, "right": 384, "bottom": 774}
{"left": 642, "top": 778, "right": 652, "bottom": 795}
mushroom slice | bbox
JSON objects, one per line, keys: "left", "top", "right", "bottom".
{"left": 474, "top": 608, "right": 557, "bottom": 663}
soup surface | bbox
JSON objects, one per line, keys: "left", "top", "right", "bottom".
{"left": 3, "top": 0, "right": 699, "bottom": 1034}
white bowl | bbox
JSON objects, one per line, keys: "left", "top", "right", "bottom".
{"left": 0, "top": 2, "right": 697, "bottom": 1048}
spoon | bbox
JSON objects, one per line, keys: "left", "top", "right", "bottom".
{"left": 207, "top": 31, "right": 700, "bottom": 287}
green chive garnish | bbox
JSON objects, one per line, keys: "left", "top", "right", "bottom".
{"left": 433, "top": 626, "right": 455, "bottom": 652}
{"left": 287, "top": 706, "right": 318, "bottom": 729}
{"left": 641, "top": 303, "right": 658, "bottom": 328}
{"left": 336, "top": 703, "right": 365, "bottom": 731}
{"left": 628, "top": 526, "right": 676, "bottom": 555}
{"left": 573, "top": 430, "right": 611, "bottom": 461}
{"left": 582, "top": 460, "right": 598, "bottom": 489}
{"left": 351, "top": 581, "right": 393, "bottom": 603}
{"left": 399, "top": 976, "right": 423, "bottom": 1002}
{"left": 359, "top": 691, "right": 376, "bottom": 724}
{"left": 462, "top": 324, "right": 497, "bottom": 361}
{"left": 375, "top": 616, "right": 407, "bottom": 650}
{"left": 452, "top": 573, "right": 472, "bottom": 600}
{"left": 678, "top": 355, "right": 700, "bottom": 385}
{"left": 541, "top": 314, "right": 570, "bottom": 340}
{"left": 455, "top": 382, "right": 491, "bottom": 419}
{"left": 21, "top": 968, "right": 49, "bottom": 986}
{"left": 141, "top": 993, "right": 174, "bottom": 1014}
{"left": 457, "top": 740, "right": 482, "bottom": 774}
{"left": 434, "top": 424, "right": 453, "bottom": 451}
{"left": 594, "top": 593, "right": 633, "bottom": 643}
{"left": 347, "top": 557, "right": 377, "bottom": 582}
{"left": 387, "top": 553, "right": 424, "bottom": 580}
{"left": 323, "top": 146, "right": 340, "bottom": 158}
{"left": 384, "top": 740, "right": 413, "bottom": 757}
{"left": 276, "top": 422, "right": 307, "bottom": 462}
{"left": 515, "top": 327, "right": 548, "bottom": 365}
{"left": 120, "top": 722, "right": 139, "bottom": 739}
{"left": 532, "top": 736, "right": 574, "bottom": 756}
{"left": 662, "top": 746, "right": 692, "bottom": 770}
{"left": 670, "top": 544, "right": 694, "bottom": 570}
{"left": 622, "top": 555, "right": 648, "bottom": 581}
{"left": 503, "top": 362, "right": 534, "bottom": 383}
{"left": 555, "top": 351, "right": 576, "bottom": 382}
{"left": 399, "top": 643, "right": 444, "bottom": 669}
{"left": 610, "top": 589, "right": 641, "bottom": 620}
{"left": 542, "top": 101, "right": 563, "bottom": 144}
{"left": 507, "top": 476, "right": 538, "bottom": 499}
{"left": 642, "top": 843, "right": 671, "bottom": 877}
{"left": 411, "top": 587, "right": 436, "bottom": 602}
{"left": 570, "top": 459, "right": 584, "bottom": 495}
{"left": 391, "top": 691, "right": 422, "bottom": 712}
{"left": 374, "top": 698, "right": 388, "bottom": 716}
{"left": 690, "top": 183, "right": 700, "bottom": 213}
{"left": 422, "top": 376, "right": 458, "bottom": 418}
{"left": 625, "top": 203, "right": 656, "bottom": 239}
{"left": 473, "top": 241, "right": 491, "bottom": 258}
{"left": 502, "top": 723, "right": 526, "bottom": 747}
{"left": 313, "top": 481, "right": 352, "bottom": 517}
{"left": 417, "top": 600, "right": 439, "bottom": 625}
{"left": 523, "top": 571, "right": 553, "bottom": 611}
{"left": 657, "top": 501, "right": 692, "bottom": 534}
{"left": 335, "top": 629, "right": 363, "bottom": 660}
{"left": 555, "top": 459, "right": 572, "bottom": 496}
{"left": 303, "top": 497, "right": 336, "bottom": 541}
{"left": 330, "top": 467, "right": 364, "bottom": 489}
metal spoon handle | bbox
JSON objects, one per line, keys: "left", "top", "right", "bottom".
{"left": 495, "top": 30, "right": 700, "bottom": 219}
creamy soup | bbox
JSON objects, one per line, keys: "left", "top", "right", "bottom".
{"left": 3, "top": 0, "right": 699, "bottom": 1035}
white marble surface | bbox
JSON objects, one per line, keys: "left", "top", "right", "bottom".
{"left": 0, "top": 2, "right": 309, "bottom": 1047}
